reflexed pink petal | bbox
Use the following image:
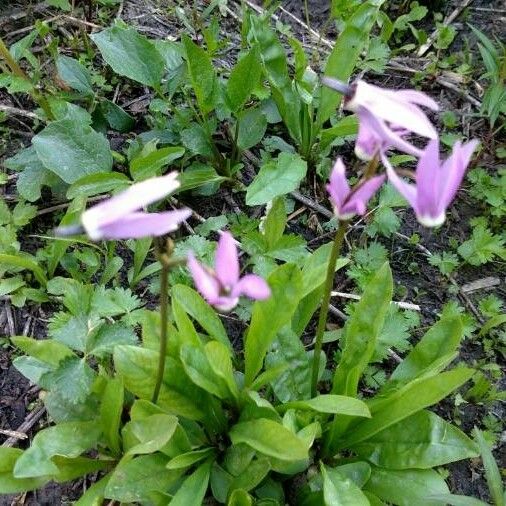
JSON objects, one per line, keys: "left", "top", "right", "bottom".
{"left": 187, "top": 253, "right": 221, "bottom": 303}
{"left": 213, "top": 296, "right": 240, "bottom": 313}
{"left": 326, "top": 158, "right": 351, "bottom": 209}
{"left": 86, "top": 208, "right": 191, "bottom": 240}
{"left": 342, "top": 175, "right": 385, "bottom": 216}
{"left": 415, "top": 140, "right": 441, "bottom": 217}
{"left": 439, "top": 139, "right": 479, "bottom": 210}
{"left": 393, "top": 90, "right": 439, "bottom": 110}
{"left": 215, "top": 231, "right": 240, "bottom": 287}
{"left": 355, "top": 114, "right": 380, "bottom": 160}
{"left": 81, "top": 172, "right": 180, "bottom": 236}
{"left": 382, "top": 154, "right": 418, "bottom": 211}
{"left": 231, "top": 274, "right": 271, "bottom": 300}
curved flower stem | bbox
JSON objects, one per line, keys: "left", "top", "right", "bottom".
{"left": 311, "top": 219, "right": 349, "bottom": 397}
{"left": 152, "top": 241, "right": 173, "bottom": 404}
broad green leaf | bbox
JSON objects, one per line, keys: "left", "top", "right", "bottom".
{"left": 33, "top": 119, "right": 113, "bottom": 183}
{"left": 342, "top": 367, "right": 474, "bottom": 448}
{"left": 180, "top": 344, "right": 231, "bottom": 399}
{"left": 171, "top": 285, "right": 230, "bottom": 348}
{"left": 67, "top": 172, "right": 130, "bottom": 199}
{"left": 74, "top": 473, "right": 111, "bottom": 506}
{"left": 182, "top": 34, "right": 217, "bottom": 114}
{"left": 180, "top": 123, "right": 214, "bottom": 158}
{"left": 246, "top": 153, "right": 307, "bottom": 206}
{"left": 332, "top": 263, "right": 393, "bottom": 396}
{"left": 319, "top": 2, "right": 381, "bottom": 125}
{"left": 126, "top": 414, "right": 178, "bottom": 455}
{"left": 352, "top": 410, "right": 478, "bottom": 469}
{"left": 0, "top": 253, "right": 47, "bottom": 286}
{"left": 262, "top": 197, "right": 286, "bottom": 250}
{"left": 166, "top": 448, "right": 215, "bottom": 470}
{"left": 428, "top": 494, "right": 489, "bottom": 506}
{"left": 172, "top": 298, "right": 201, "bottom": 348}
{"left": 13, "top": 421, "right": 101, "bottom": 478}
{"left": 130, "top": 146, "right": 185, "bottom": 181}
{"left": 100, "top": 377, "right": 124, "bottom": 456}
{"left": 388, "top": 315, "right": 463, "bottom": 385}
{"left": 229, "top": 418, "right": 308, "bottom": 461}
{"left": 320, "top": 115, "right": 358, "bottom": 150}
{"left": 104, "top": 454, "right": 180, "bottom": 503}
{"left": 281, "top": 395, "right": 370, "bottom": 417}
{"left": 12, "top": 356, "right": 52, "bottom": 384}
{"left": 229, "top": 457, "right": 271, "bottom": 494}
{"left": 177, "top": 165, "right": 227, "bottom": 192}
{"left": 94, "top": 99, "right": 135, "bottom": 133}
{"left": 56, "top": 55, "right": 93, "bottom": 95}
{"left": 237, "top": 107, "right": 268, "bottom": 151}
{"left": 364, "top": 467, "right": 449, "bottom": 506}
{"left": 474, "top": 428, "right": 504, "bottom": 506}
{"left": 0, "top": 448, "right": 48, "bottom": 494}
{"left": 170, "top": 460, "right": 212, "bottom": 506}
{"left": 321, "top": 464, "right": 370, "bottom": 506}
{"left": 114, "top": 345, "right": 205, "bottom": 420}
{"left": 244, "top": 263, "right": 303, "bottom": 385}
{"left": 227, "top": 46, "right": 261, "bottom": 112}
{"left": 11, "top": 336, "right": 73, "bottom": 366}
{"left": 91, "top": 23, "right": 164, "bottom": 88}
{"left": 205, "top": 341, "right": 239, "bottom": 400}
{"left": 229, "top": 489, "right": 254, "bottom": 505}
{"left": 334, "top": 462, "right": 371, "bottom": 488}
{"left": 0, "top": 276, "right": 25, "bottom": 296}
{"left": 51, "top": 456, "right": 110, "bottom": 483}
{"left": 87, "top": 322, "right": 138, "bottom": 357}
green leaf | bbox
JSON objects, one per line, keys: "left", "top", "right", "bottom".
{"left": 205, "top": 341, "right": 239, "bottom": 400}
{"left": 47, "top": 0, "right": 71, "bottom": 10}
{"left": 332, "top": 263, "right": 393, "bottom": 396}
{"left": 474, "top": 428, "right": 504, "bottom": 506}
{"left": 182, "top": 34, "right": 217, "bottom": 114}
{"left": 126, "top": 414, "right": 178, "bottom": 455}
{"left": 0, "top": 448, "right": 48, "bottom": 494}
{"left": 229, "top": 419, "right": 308, "bottom": 461}
{"left": 171, "top": 285, "right": 230, "bottom": 348}
{"left": 0, "top": 253, "right": 47, "bottom": 286}
{"left": 170, "top": 460, "right": 212, "bottom": 506}
{"left": 228, "top": 489, "right": 254, "bottom": 505}
{"left": 246, "top": 153, "right": 307, "bottom": 206}
{"left": 229, "top": 457, "right": 271, "bottom": 494}
{"left": 105, "top": 454, "right": 179, "bottom": 503}
{"left": 87, "top": 322, "right": 138, "bottom": 357}
{"left": 388, "top": 315, "right": 463, "bottom": 385}
{"left": 237, "top": 108, "right": 268, "bottom": 151}
{"left": 114, "top": 345, "right": 205, "bottom": 420}
{"left": 51, "top": 456, "right": 110, "bottom": 483}
{"left": 66, "top": 172, "right": 130, "bottom": 199}
{"left": 178, "top": 165, "right": 227, "bottom": 193}
{"left": 130, "top": 146, "right": 185, "bottom": 181}
{"left": 100, "top": 377, "right": 124, "bottom": 456}
{"left": 11, "top": 336, "right": 74, "bottom": 366}
{"left": 0, "top": 276, "right": 25, "bottom": 296}
{"left": 262, "top": 197, "right": 286, "bottom": 250}
{"left": 74, "top": 473, "right": 111, "bottom": 506}
{"left": 364, "top": 467, "right": 449, "bottom": 506}
{"left": 428, "top": 494, "right": 489, "bottom": 506}
{"left": 244, "top": 263, "right": 303, "bottom": 385}
{"left": 281, "top": 395, "right": 370, "bottom": 417}
{"left": 91, "top": 23, "right": 164, "bottom": 88}
{"left": 342, "top": 367, "right": 474, "bottom": 448}
{"left": 227, "top": 46, "right": 261, "bottom": 113}
{"left": 166, "top": 448, "right": 215, "bottom": 470}
{"left": 33, "top": 119, "right": 113, "bottom": 184}
{"left": 56, "top": 55, "right": 93, "bottom": 95}
{"left": 13, "top": 421, "right": 101, "bottom": 478}
{"left": 352, "top": 410, "right": 478, "bottom": 469}
{"left": 181, "top": 123, "right": 214, "bottom": 158}
{"left": 321, "top": 463, "right": 370, "bottom": 506}
{"left": 95, "top": 99, "right": 135, "bottom": 132}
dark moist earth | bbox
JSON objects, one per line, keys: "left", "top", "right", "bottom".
{"left": 1, "top": 0, "right": 505, "bottom": 504}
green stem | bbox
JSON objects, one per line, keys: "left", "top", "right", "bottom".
{"left": 152, "top": 255, "right": 170, "bottom": 404}
{"left": 0, "top": 36, "right": 54, "bottom": 120}
{"left": 311, "top": 220, "right": 349, "bottom": 397}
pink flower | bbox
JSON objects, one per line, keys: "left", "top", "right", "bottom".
{"left": 326, "top": 158, "right": 385, "bottom": 220}
{"left": 322, "top": 78, "right": 439, "bottom": 159}
{"left": 383, "top": 139, "right": 479, "bottom": 227}
{"left": 187, "top": 231, "right": 271, "bottom": 312}
{"left": 80, "top": 172, "right": 191, "bottom": 240}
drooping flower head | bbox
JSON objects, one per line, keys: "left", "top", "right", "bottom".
{"left": 326, "top": 158, "right": 385, "bottom": 220}
{"left": 383, "top": 139, "right": 479, "bottom": 227}
{"left": 188, "top": 231, "right": 271, "bottom": 312}
{"left": 322, "top": 77, "right": 439, "bottom": 160}
{"left": 60, "top": 172, "right": 192, "bottom": 240}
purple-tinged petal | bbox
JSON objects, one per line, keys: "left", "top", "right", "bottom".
{"left": 439, "top": 139, "right": 479, "bottom": 210}
{"left": 326, "top": 158, "right": 351, "bottom": 211}
{"left": 81, "top": 172, "right": 180, "bottom": 236}
{"left": 382, "top": 153, "right": 418, "bottom": 211}
{"left": 187, "top": 253, "right": 221, "bottom": 304}
{"left": 341, "top": 175, "right": 385, "bottom": 216}
{"left": 215, "top": 231, "right": 240, "bottom": 288}
{"left": 415, "top": 140, "right": 441, "bottom": 218}
{"left": 91, "top": 208, "right": 191, "bottom": 240}
{"left": 392, "top": 90, "right": 439, "bottom": 110}
{"left": 231, "top": 274, "right": 271, "bottom": 300}
{"left": 355, "top": 114, "right": 380, "bottom": 161}
{"left": 213, "top": 296, "right": 240, "bottom": 313}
